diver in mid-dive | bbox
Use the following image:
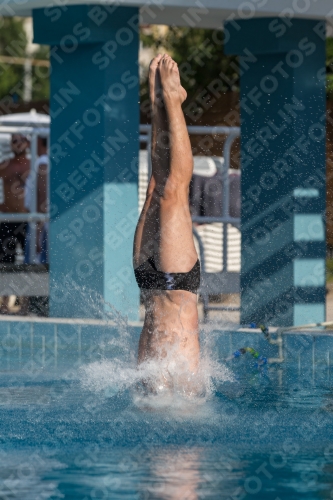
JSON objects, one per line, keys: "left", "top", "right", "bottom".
{"left": 133, "top": 54, "right": 200, "bottom": 383}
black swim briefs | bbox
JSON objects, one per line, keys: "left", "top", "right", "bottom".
{"left": 134, "top": 256, "right": 200, "bottom": 294}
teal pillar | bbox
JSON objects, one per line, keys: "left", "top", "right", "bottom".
{"left": 225, "top": 18, "right": 326, "bottom": 326}
{"left": 33, "top": 5, "right": 140, "bottom": 320}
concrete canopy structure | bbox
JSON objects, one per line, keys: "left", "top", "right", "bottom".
{"left": 225, "top": 18, "right": 327, "bottom": 326}
{"left": 2, "top": 1, "right": 333, "bottom": 28}
{"left": 2, "top": 0, "right": 332, "bottom": 325}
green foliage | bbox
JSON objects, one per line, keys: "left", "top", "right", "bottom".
{"left": 327, "top": 38, "right": 333, "bottom": 66}
{"left": 140, "top": 26, "right": 238, "bottom": 101}
{"left": 0, "top": 20, "right": 332, "bottom": 104}
{"left": 0, "top": 18, "right": 26, "bottom": 100}
{"left": 327, "top": 259, "right": 333, "bottom": 283}
{"left": 0, "top": 17, "right": 27, "bottom": 56}
{"left": 327, "top": 38, "right": 333, "bottom": 101}
{"left": 141, "top": 28, "right": 333, "bottom": 102}
{"left": 0, "top": 17, "right": 50, "bottom": 102}
{"left": 31, "top": 45, "right": 50, "bottom": 101}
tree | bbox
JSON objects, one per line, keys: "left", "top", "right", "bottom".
{"left": 327, "top": 37, "right": 333, "bottom": 101}
{"left": 31, "top": 44, "right": 50, "bottom": 102}
{"left": 140, "top": 26, "right": 238, "bottom": 103}
{"left": 0, "top": 17, "right": 50, "bottom": 103}
{"left": 0, "top": 18, "right": 27, "bottom": 100}
{"left": 141, "top": 26, "right": 333, "bottom": 103}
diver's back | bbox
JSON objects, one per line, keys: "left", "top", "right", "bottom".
{"left": 139, "top": 290, "right": 199, "bottom": 372}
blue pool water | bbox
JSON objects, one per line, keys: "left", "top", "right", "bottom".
{"left": 1, "top": 319, "right": 333, "bottom": 499}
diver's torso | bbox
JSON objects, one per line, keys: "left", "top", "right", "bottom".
{"left": 143, "top": 289, "right": 198, "bottom": 340}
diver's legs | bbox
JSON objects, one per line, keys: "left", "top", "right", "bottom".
{"left": 133, "top": 54, "right": 195, "bottom": 271}
{"left": 135, "top": 56, "right": 199, "bottom": 378}
{"left": 155, "top": 54, "right": 197, "bottom": 273}
{"left": 133, "top": 54, "right": 168, "bottom": 268}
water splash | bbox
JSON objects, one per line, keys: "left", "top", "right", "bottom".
{"left": 58, "top": 279, "right": 235, "bottom": 407}
{"left": 80, "top": 327, "right": 234, "bottom": 409}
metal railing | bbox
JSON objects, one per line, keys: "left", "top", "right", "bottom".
{"left": 140, "top": 124, "right": 241, "bottom": 320}
{"left": 0, "top": 124, "right": 241, "bottom": 319}
{"left": 0, "top": 213, "right": 48, "bottom": 222}
{"left": 0, "top": 125, "right": 50, "bottom": 264}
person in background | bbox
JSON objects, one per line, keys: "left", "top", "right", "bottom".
{"left": 0, "top": 134, "right": 30, "bottom": 313}
{"left": 24, "top": 137, "right": 49, "bottom": 263}
{"left": 36, "top": 138, "right": 49, "bottom": 263}
{"left": 190, "top": 161, "right": 240, "bottom": 219}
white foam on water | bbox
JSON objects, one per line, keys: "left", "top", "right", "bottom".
{"left": 80, "top": 327, "right": 234, "bottom": 414}
{"left": 65, "top": 281, "right": 235, "bottom": 412}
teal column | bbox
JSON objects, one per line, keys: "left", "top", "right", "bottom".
{"left": 33, "top": 5, "right": 140, "bottom": 320}
{"left": 225, "top": 18, "right": 326, "bottom": 326}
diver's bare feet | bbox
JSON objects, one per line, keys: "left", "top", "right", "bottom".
{"left": 159, "top": 54, "right": 187, "bottom": 104}
{"left": 149, "top": 54, "right": 163, "bottom": 109}
{"left": 179, "top": 86, "right": 187, "bottom": 104}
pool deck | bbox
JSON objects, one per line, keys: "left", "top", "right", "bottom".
{"left": 0, "top": 314, "right": 143, "bottom": 328}
{"left": 1, "top": 284, "right": 333, "bottom": 327}
{"left": 0, "top": 286, "right": 332, "bottom": 334}
{"left": 1, "top": 313, "right": 333, "bottom": 336}
{"left": 1, "top": 311, "right": 333, "bottom": 374}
